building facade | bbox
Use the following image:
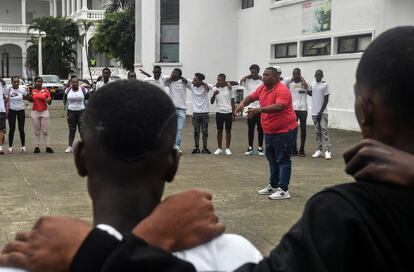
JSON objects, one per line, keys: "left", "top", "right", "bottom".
{"left": 0, "top": 0, "right": 119, "bottom": 81}
{"left": 134, "top": 0, "right": 414, "bottom": 130}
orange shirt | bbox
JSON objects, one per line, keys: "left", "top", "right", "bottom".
{"left": 249, "top": 82, "right": 297, "bottom": 134}
{"left": 31, "top": 88, "right": 51, "bottom": 112}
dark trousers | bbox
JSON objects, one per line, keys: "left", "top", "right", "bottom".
{"left": 247, "top": 113, "right": 263, "bottom": 148}
{"left": 67, "top": 110, "right": 84, "bottom": 146}
{"left": 293, "top": 110, "right": 307, "bottom": 151}
{"left": 192, "top": 113, "right": 209, "bottom": 148}
{"left": 8, "top": 109, "right": 25, "bottom": 147}
{"left": 265, "top": 132, "right": 293, "bottom": 191}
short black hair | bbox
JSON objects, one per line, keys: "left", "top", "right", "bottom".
{"left": 127, "top": 70, "right": 136, "bottom": 76}
{"left": 83, "top": 80, "right": 177, "bottom": 162}
{"left": 34, "top": 76, "right": 43, "bottom": 82}
{"left": 173, "top": 68, "right": 182, "bottom": 77}
{"left": 249, "top": 64, "right": 260, "bottom": 71}
{"left": 217, "top": 73, "right": 226, "bottom": 79}
{"left": 102, "top": 67, "right": 111, "bottom": 73}
{"left": 153, "top": 65, "right": 161, "bottom": 70}
{"left": 194, "top": 73, "right": 205, "bottom": 81}
{"left": 356, "top": 26, "right": 414, "bottom": 127}
{"left": 11, "top": 76, "right": 19, "bottom": 81}
{"left": 293, "top": 68, "right": 301, "bottom": 73}
{"left": 265, "top": 67, "right": 279, "bottom": 76}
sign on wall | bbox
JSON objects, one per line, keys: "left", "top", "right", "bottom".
{"left": 302, "top": 0, "right": 331, "bottom": 33}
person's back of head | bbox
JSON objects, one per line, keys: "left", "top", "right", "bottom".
{"left": 76, "top": 80, "right": 179, "bottom": 193}
{"left": 355, "top": 26, "right": 414, "bottom": 145}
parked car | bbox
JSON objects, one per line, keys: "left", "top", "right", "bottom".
{"left": 41, "top": 75, "right": 64, "bottom": 100}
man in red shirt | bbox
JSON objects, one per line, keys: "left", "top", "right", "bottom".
{"left": 236, "top": 67, "right": 297, "bottom": 200}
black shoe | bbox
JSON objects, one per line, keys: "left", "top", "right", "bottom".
{"left": 191, "top": 148, "right": 200, "bottom": 154}
{"left": 46, "top": 147, "right": 54, "bottom": 153}
{"left": 34, "top": 147, "right": 40, "bottom": 153}
{"left": 292, "top": 149, "right": 298, "bottom": 156}
{"left": 201, "top": 148, "right": 211, "bottom": 154}
{"left": 299, "top": 150, "right": 305, "bottom": 157}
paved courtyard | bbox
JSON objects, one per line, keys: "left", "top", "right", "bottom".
{"left": 0, "top": 103, "right": 361, "bottom": 255}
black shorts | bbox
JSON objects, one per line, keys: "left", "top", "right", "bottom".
{"left": 216, "top": 112, "right": 233, "bottom": 130}
{"left": 0, "top": 112, "right": 6, "bottom": 130}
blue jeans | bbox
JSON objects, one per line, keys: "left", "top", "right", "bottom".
{"left": 265, "top": 132, "right": 293, "bottom": 191}
{"left": 175, "top": 108, "right": 186, "bottom": 148}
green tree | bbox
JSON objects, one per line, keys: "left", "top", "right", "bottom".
{"left": 27, "top": 16, "right": 79, "bottom": 78}
{"left": 92, "top": 0, "right": 135, "bottom": 70}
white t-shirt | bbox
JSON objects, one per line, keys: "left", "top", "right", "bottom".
{"left": 174, "top": 234, "right": 263, "bottom": 272}
{"left": 310, "top": 81, "right": 331, "bottom": 116}
{"left": 66, "top": 88, "right": 88, "bottom": 111}
{"left": 8, "top": 87, "right": 26, "bottom": 111}
{"left": 95, "top": 79, "right": 112, "bottom": 91}
{"left": 285, "top": 78, "right": 308, "bottom": 111}
{"left": 0, "top": 86, "right": 7, "bottom": 113}
{"left": 144, "top": 75, "right": 169, "bottom": 91}
{"left": 188, "top": 84, "right": 212, "bottom": 113}
{"left": 213, "top": 86, "right": 235, "bottom": 114}
{"left": 167, "top": 79, "right": 190, "bottom": 109}
{"left": 241, "top": 78, "right": 262, "bottom": 108}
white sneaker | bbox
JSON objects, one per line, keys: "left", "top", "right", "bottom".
{"left": 65, "top": 146, "right": 73, "bottom": 153}
{"left": 325, "top": 151, "right": 332, "bottom": 160}
{"left": 312, "top": 150, "right": 323, "bottom": 158}
{"left": 257, "top": 148, "right": 265, "bottom": 156}
{"left": 0, "top": 146, "right": 3, "bottom": 154}
{"left": 7, "top": 147, "right": 13, "bottom": 154}
{"left": 20, "top": 146, "right": 26, "bottom": 152}
{"left": 269, "top": 188, "right": 291, "bottom": 200}
{"left": 257, "top": 184, "right": 277, "bottom": 195}
{"left": 213, "top": 148, "right": 223, "bottom": 155}
{"left": 175, "top": 146, "right": 183, "bottom": 154}
{"left": 244, "top": 147, "right": 254, "bottom": 156}
{"left": 224, "top": 148, "right": 232, "bottom": 155}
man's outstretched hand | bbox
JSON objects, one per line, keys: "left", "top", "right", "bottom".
{"left": 133, "top": 189, "right": 225, "bottom": 252}
{"left": 344, "top": 138, "right": 414, "bottom": 186}
{"left": 0, "top": 216, "right": 92, "bottom": 272}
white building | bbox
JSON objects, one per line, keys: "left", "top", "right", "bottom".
{"left": 0, "top": 0, "right": 119, "bottom": 81}
{"left": 134, "top": 0, "right": 414, "bottom": 131}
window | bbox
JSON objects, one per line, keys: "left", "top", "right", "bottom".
{"left": 160, "top": 0, "right": 179, "bottom": 62}
{"left": 338, "top": 34, "right": 372, "bottom": 54}
{"left": 274, "top": 42, "right": 297, "bottom": 58}
{"left": 302, "top": 38, "right": 331, "bottom": 57}
{"left": 242, "top": 0, "right": 254, "bottom": 9}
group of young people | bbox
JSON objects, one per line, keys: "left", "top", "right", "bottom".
{"left": 0, "top": 76, "right": 54, "bottom": 154}
{"left": 0, "top": 26, "right": 413, "bottom": 272}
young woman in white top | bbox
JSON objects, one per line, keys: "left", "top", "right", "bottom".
{"left": 7, "top": 76, "right": 28, "bottom": 153}
{"left": 63, "top": 77, "right": 89, "bottom": 153}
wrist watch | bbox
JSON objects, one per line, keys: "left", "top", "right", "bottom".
{"left": 257, "top": 107, "right": 262, "bottom": 114}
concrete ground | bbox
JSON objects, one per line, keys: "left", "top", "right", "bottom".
{"left": 0, "top": 103, "right": 361, "bottom": 255}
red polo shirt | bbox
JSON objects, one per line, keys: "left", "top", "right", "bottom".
{"left": 32, "top": 88, "right": 51, "bottom": 112}
{"left": 250, "top": 81, "right": 297, "bottom": 134}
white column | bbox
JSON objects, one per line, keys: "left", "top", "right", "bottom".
{"left": 134, "top": 0, "right": 142, "bottom": 68}
{"left": 53, "top": 0, "right": 57, "bottom": 17}
{"left": 76, "top": 0, "right": 81, "bottom": 11}
{"left": 81, "top": 0, "right": 87, "bottom": 10}
{"left": 21, "top": 0, "right": 26, "bottom": 25}
{"left": 22, "top": 51, "right": 27, "bottom": 80}
{"left": 49, "top": 0, "right": 53, "bottom": 16}
{"left": 38, "top": 36, "right": 43, "bottom": 76}
{"left": 82, "top": 37, "right": 89, "bottom": 79}
{"left": 66, "top": 0, "right": 70, "bottom": 15}
{"left": 71, "top": 0, "right": 75, "bottom": 15}
{"left": 62, "top": 0, "right": 66, "bottom": 16}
